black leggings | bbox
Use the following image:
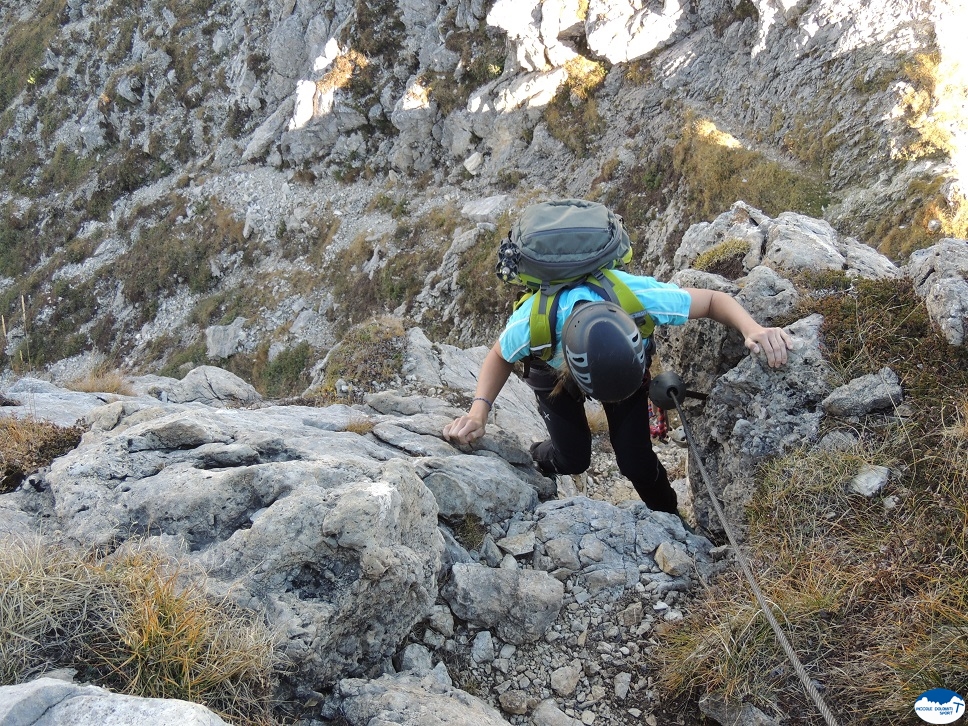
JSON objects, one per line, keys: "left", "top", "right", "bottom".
{"left": 527, "top": 366, "right": 678, "bottom": 514}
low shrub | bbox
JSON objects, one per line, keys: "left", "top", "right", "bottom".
{"left": 691, "top": 238, "right": 749, "bottom": 279}
{"left": 308, "top": 316, "right": 406, "bottom": 403}
{"left": 256, "top": 342, "right": 315, "bottom": 399}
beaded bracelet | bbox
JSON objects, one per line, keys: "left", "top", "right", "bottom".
{"left": 472, "top": 396, "right": 493, "bottom": 410}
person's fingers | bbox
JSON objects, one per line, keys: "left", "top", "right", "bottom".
{"left": 443, "top": 416, "right": 483, "bottom": 444}
{"left": 764, "top": 330, "right": 788, "bottom": 367}
{"left": 746, "top": 329, "right": 792, "bottom": 367}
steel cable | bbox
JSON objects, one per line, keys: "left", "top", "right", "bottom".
{"left": 668, "top": 388, "right": 842, "bottom": 726}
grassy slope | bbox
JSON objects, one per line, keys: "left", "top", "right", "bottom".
{"left": 655, "top": 277, "right": 968, "bottom": 724}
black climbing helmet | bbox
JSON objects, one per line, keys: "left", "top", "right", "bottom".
{"left": 562, "top": 300, "right": 648, "bottom": 402}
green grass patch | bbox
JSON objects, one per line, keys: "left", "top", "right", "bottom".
{"left": 258, "top": 342, "right": 315, "bottom": 398}
{"left": 324, "top": 205, "right": 458, "bottom": 334}
{"left": 39, "top": 143, "right": 99, "bottom": 192}
{"left": 111, "top": 195, "right": 245, "bottom": 326}
{"left": 341, "top": 0, "right": 405, "bottom": 59}
{"left": 0, "top": 203, "right": 41, "bottom": 278}
{"left": 85, "top": 146, "right": 174, "bottom": 221}
{"left": 544, "top": 57, "right": 608, "bottom": 156}
{"left": 220, "top": 342, "right": 317, "bottom": 400}
{"left": 673, "top": 115, "right": 830, "bottom": 221}
{"left": 0, "top": 0, "right": 68, "bottom": 112}
{"left": 860, "top": 174, "right": 967, "bottom": 262}
{"left": 453, "top": 513, "right": 487, "bottom": 550}
{"left": 426, "top": 20, "right": 505, "bottom": 116}
{"left": 21, "top": 276, "right": 102, "bottom": 368}
{"left": 156, "top": 340, "right": 208, "bottom": 379}
{"left": 455, "top": 213, "right": 514, "bottom": 324}
{"left": 307, "top": 316, "right": 406, "bottom": 403}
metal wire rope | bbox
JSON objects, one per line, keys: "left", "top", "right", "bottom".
{"left": 664, "top": 385, "right": 842, "bottom": 726}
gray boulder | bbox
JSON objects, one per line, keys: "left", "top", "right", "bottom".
{"left": 672, "top": 203, "right": 900, "bottom": 283}
{"left": 659, "top": 269, "right": 744, "bottom": 404}
{"left": 37, "top": 401, "right": 446, "bottom": 687}
{"left": 699, "top": 691, "right": 781, "bottom": 726}
{"left": 336, "top": 672, "right": 511, "bottom": 726}
{"left": 822, "top": 367, "right": 904, "bottom": 417}
{"left": 416, "top": 456, "right": 540, "bottom": 525}
{"left": 204, "top": 317, "right": 247, "bottom": 359}
{"left": 145, "top": 365, "right": 262, "bottom": 407}
{"left": 762, "top": 211, "right": 900, "bottom": 279}
{"left": 442, "top": 563, "right": 564, "bottom": 644}
{"left": 0, "top": 677, "right": 228, "bottom": 726}
{"left": 0, "top": 378, "right": 123, "bottom": 427}
{"left": 686, "top": 315, "right": 837, "bottom": 534}
{"left": 530, "top": 496, "right": 712, "bottom": 596}
{"left": 906, "top": 239, "right": 968, "bottom": 345}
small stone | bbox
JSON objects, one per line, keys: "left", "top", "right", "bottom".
{"left": 498, "top": 689, "right": 534, "bottom": 715}
{"left": 614, "top": 672, "right": 632, "bottom": 699}
{"left": 655, "top": 541, "right": 693, "bottom": 576}
{"left": 551, "top": 664, "right": 582, "bottom": 696}
{"left": 849, "top": 464, "right": 890, "bottom": 497}
{"left": 471, "top": 630, "right": 495, "bottom": 664}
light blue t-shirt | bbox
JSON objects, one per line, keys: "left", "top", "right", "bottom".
{"left": 498, "top": 270, "right": 692, "bottom": 368}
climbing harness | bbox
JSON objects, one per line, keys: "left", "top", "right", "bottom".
{"left": 650, "top": 384, "right": 705, "bottom": 440}
{"left": 648, "top": 402, "right": 667, "bottom": 439}
{"left": 650, "top": 371, "right": 842, "bottom": 726}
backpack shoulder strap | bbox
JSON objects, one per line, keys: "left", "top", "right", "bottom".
{"left": 527, "top": 286, "right": 564, "bottom": 361}
{"left": 523, "top": 272, "right": 656, "bottom": 363}
{"left": 586, "top": 269, "right": 656, "bottom": 339}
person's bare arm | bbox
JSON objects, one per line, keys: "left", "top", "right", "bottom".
{"left": 684, "top": 287, "right": 793, "bottom": 368}
{"left": 442, "top": 342, "right": 514, "bottom": 444}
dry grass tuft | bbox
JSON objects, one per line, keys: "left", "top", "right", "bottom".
{"left": 0, "top": 415, "right": 84, "bottom": 493}
{"left": 64, "top": 369, "right": 135, "bottom": 396}
{"left": 0, "top": 538, "right": 281, "bottom": 724}
{"left": 92, "top": 544, "right": 280, "bottom": 724}
{"left": 0, "top": 536, "right": 111, "bottom": 684}
{"left": 453, "top": 514, "right": 487, "bottom": 551}
{"left": 344, "top": 415, "right": 376, "bottom": 435}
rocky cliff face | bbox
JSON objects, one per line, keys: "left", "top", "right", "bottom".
{"left": 2, "top": 4, "right": 968, "bottom": 720}
{"left": 2, "top": 205, "right": 964, "bottom": 724}
{"left": 1, "top": 0, "right": 965, "bottom": 380}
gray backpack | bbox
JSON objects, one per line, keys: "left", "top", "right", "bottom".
{"left": 495, "top": 199, "right": 654, "bottom": 362}
{"left": 496, "top": 199, "right": 632, "bottom": 289}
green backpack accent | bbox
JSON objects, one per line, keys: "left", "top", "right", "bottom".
{"left": 496, "top": 199, "right": 656, "bottom": 362}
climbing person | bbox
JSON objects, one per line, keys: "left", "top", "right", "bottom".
{"left": 441, "top": 199, "right": 793, "bottom": 514}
